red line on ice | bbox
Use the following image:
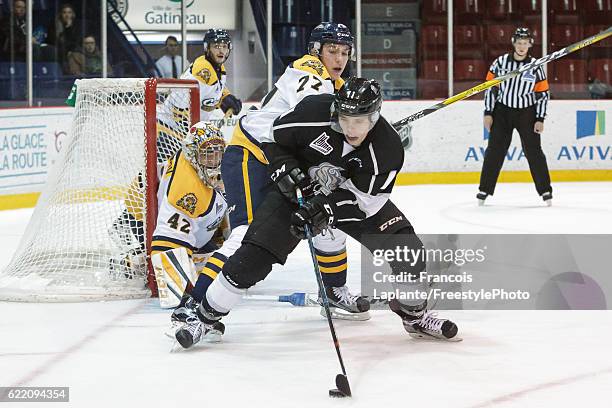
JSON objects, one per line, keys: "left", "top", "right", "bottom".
{"left": 11, "top": 300, "right": 147, "bottom": 387}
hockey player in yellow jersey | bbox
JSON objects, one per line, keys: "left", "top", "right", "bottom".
{"left": 184, "top": 23, "right": 372, "bottom": 325}
{"left": 156, "top": 28, "right": 241, "bottom": 157}
{"left": 179, "top": 29, "right": 242, "bottom": 120}
{"left": 151, "top": 121, "right": 228, "bottom": 339}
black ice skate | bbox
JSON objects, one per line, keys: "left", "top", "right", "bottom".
{"left": 476, "top": 191, "right": 488, "bottom": 206}
{"left": 173, "top": 302, "right": 225, "bottom": 350}
{"left": 165, "top": 295, "right": 198, "bottom": 338}
{"left": 541, "top": 191, "right": 552, "bottom": 207}
{"left": 319, "top": 286, "right": 371, "bottom": 321}
{"left": 389, "top": 299, "right": 461, "bottom": 341}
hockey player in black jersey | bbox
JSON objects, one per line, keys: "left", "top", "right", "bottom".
{"left": 175, "top": 78, "right": 460, "bottom": 349}
{"left": 181, "top": 23, "right": 368, "bottom": 323}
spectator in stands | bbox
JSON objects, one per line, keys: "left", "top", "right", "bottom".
{"left": 0, "top": 0, "right": 55, "bottom": 63}
{"left": 67, "top": 35, "right": 110, "bottom": 76}
{"left": 155, "top": 36, "right": 187, "bottom": 78}
{"left": 0, "top": 0, "right": 31, "bottom": 61}
{"left": 48, "top": 3, "right": 81, "bottom": 71}
{"left": 588, "top": 77, "right": 610, "bottom": 99}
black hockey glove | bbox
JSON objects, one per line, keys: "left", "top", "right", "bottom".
{"left": 220, "top": 94, "right": 242, "bottom": 115}
{"left": 271, "top": 165, "right": 323, "bottom": 204}
{"left": 290, "top": 195, "right": 335, "bottom": 239}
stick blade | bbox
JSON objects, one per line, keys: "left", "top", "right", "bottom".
{"left": 329, "top": 374, "right": 351, "bottom": 398}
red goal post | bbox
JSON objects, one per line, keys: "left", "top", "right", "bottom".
{"left": 144, "top": 78, "right": 200, "bottom": 296}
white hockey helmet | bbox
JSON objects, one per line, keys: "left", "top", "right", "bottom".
{"left": 182, "top": 121, "right": 226, "bottom": 189}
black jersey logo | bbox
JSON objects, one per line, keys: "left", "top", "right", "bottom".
{"left": 308, "top": 162, "right": 346, "bottom": 192}
{"left": 309, "top": 132, "right": 333, "bottom": 155}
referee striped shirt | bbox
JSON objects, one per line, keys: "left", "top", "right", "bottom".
{"left": 484, "top": 53, "right": 549, "bottom": 121}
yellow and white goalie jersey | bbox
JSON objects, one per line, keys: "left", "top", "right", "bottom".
{"left": 151, "top": 150, "right": 228, "bottom": 258}
{"left": 229, "top": 54, "right": 344, "bottom": 164}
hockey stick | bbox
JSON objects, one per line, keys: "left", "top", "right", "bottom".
{"left": 393, "top": 26, "right": 612, "bottom": 148}
{"left": 296, "top": 188, "right": 352, "bottom": 398}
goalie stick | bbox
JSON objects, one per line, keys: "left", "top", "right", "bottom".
{"left": 393, "top": 26, "right": 612, "bottom": 148}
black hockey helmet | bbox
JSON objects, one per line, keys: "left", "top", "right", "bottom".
{"left": 203, "top": 28, "right": 232, "bottom": 61}
{"left": 334, "top": 77, "right": 382, "bottom": 116}
{"left": 331, "top": 77, "right": 382, "bottom": 132}
{"left": 308, "top": 22, "right": 355, "bottom": 60}
{"left": 511, "top": 27, "right": 534, "bottom": 45}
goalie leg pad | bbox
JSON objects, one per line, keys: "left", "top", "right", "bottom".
{"left": 151, "top": 247, "right": 197, "bottom": 308}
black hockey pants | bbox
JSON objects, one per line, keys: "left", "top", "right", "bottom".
{"left": 479, "top": 103, "right": 552, "bottom": 196}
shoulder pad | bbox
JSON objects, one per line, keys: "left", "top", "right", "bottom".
{"left": 191, "top": 56, "right": 219, "bottom": 85}
{"left": 334, "top": 77, "right": 345, "bottom": 91}
{"left": 292, "top": 55, "right": 331, "bottom": 79}
{"left": 167, "top": 153, "right": 215, "bottom": 217}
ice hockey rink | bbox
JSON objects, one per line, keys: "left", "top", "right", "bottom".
{"left": 1, "top": 181, "right": 612, "bottom": 407}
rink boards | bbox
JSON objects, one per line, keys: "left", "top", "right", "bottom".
{"left": 0, "top": 100, "right": 611, "bottom": 209}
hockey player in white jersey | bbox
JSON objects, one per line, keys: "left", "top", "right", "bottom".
{"left": 151, "top": 121, "right": 228, "bottom": 339}
{"left": 180, "top": 23, "right": 371, "bottom": 326}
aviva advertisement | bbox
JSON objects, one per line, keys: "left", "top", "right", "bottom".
{"left": 380, "top": 100, "right": 612, "bottom": 175}
{"left": 111, "top": 0, "right": 236, "bottom": 31}
{"left": 0, "top": 100, "right": 610, "bottom": 208}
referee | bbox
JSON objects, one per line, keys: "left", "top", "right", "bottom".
{"left": 478, "top": 27, "right": 553, "bottom": 206}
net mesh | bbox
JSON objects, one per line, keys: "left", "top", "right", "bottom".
{"left": 0, "top": 78, "right": 197, "bottom": 301}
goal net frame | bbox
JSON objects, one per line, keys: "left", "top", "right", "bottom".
{"left": 0, "top": 78, "right": 200, "bottom": 302}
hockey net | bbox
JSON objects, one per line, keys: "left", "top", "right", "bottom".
{"left": 0, "top": 78, "right": 200, "bottom": 301}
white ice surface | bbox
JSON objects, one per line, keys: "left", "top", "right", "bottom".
{"left": 1, "top": 182, "right": 612, "bottom": 407}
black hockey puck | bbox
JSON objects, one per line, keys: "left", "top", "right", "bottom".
{"left": 329, "top": 388, "right": 348, "bottom": 398}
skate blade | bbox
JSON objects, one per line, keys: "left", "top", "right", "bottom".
{"left": 477, "top": 199, "right": 485, "bottom": 206}
{"left": 201, "top": 329, "right": 223, "bottom": 343}
{"left": 321, "top": 307, "right": 371, "bottom": 321}
{"left": 407, "top": 331, "right": 463, "bottom": 342}
{"left": 165, "top": 321, "right": 185, "bottom": 339}
{"left": 169, "top": 341, "right": 185, "bottom": 353}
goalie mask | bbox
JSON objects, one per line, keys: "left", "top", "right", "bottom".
{"left": 182, "top": 121, "right": 226, "bottom": 189}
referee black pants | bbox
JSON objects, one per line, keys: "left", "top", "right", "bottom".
{"left": 479, "top": 103, "right": 552, "bottom": 196}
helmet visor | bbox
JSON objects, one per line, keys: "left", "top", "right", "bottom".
{"left": 331, "top": 113, "right": 378, "bottom": 146}
{"left": 197, "top": 140, "right": 224, "bottom": 187}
